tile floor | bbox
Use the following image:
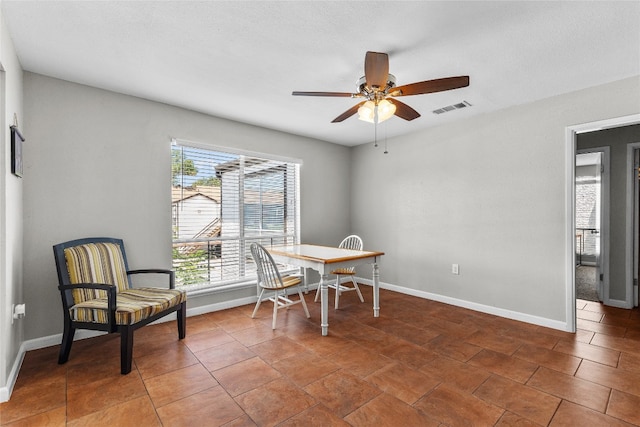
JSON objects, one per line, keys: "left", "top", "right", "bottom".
{"left": 2, "top": 290, "right": 640, "bottom": 426}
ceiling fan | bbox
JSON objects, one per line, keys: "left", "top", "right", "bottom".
{"left": 292, "top": 51, "right": 469, "bottom": 124}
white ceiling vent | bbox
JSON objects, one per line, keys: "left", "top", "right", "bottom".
{"left": 433, "top": 100, "right": 472, "bottom": 115}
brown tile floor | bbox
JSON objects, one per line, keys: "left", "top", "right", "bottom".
{"left": 3, "top": 291, "right": 640, "bottom": 426}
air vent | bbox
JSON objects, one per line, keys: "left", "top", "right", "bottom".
{"left": 433, "top": 100, "right": 472, "bottom": 115}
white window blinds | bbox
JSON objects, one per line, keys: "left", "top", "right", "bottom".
{"left": 171, "top": 141, "right": 300, "bottom": 291}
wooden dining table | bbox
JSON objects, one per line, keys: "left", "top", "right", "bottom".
{"left": 268, "top": 244, "right": 384, "bottom": 336}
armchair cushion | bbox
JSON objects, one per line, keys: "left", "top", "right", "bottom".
{"left": 64, "top": 242, "right": 129, "bottom": 303}
{"left": 71, "top": 288, "right": 187, "bottom": 325}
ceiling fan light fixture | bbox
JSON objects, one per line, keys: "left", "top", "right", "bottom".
{"left": 357, "top": 100, "right": 376, "bottom": 123}
{"left": 293, "top": 51, "right": 469, "bottom": 124}
{"left": 358, "top": 99, "right": 396, "bottom": 124}
{"left": 377, "top": 99, "right": 396, "bottom": 123}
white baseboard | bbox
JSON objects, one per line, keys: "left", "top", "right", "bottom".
{"left": 0, "top": 343, "right": 25, "bottom": 403}
{"left": 22, "top": 296, "right": 258, "bottom": 352}
{"left": 354, "top": 277, "right": 571, "bottom": 332}
{"left": 183, "top": 296, "right": 256, "bottom": 317}
{"left": 603, "top": 298, "right": 631, "bottom": 309}
{"left": 1, "top": 329, "right": 110, "bottom": 403}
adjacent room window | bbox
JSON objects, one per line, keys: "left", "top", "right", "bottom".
{"left": 171, "top": 140, "right": 300, "bottom": 292}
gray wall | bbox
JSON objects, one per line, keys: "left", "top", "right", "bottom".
{"left": 351, "top": 76, "right": 640, "bottom": 326}
{"left": 16, "top": 70, "right": 640, "bottom": 345}
{"left": 22, "top": 72, "right": 352, "bottom": 341}
{"left": 0, "top": 7, "right": 24, "bottom": 400}
{"left": 577, "top": 124, "right": 640, "bottom": 302}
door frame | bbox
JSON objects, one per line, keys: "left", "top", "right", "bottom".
{"left": 626, "top": 142, "right": 640, "bottom": 307}
{"left": 565, "top": 113, "right": 640, "bottom": 332}
{"left": 576, "top": 147, "right": 610, "bottom": 303}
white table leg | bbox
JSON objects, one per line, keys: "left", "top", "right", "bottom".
{"left": 320, "top": 273, "right": 329, "bottom": 335}
{"left": 373, "top": 262, "right": 380, "bottom": 317}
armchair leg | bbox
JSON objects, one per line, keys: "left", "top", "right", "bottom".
{"left": 120, "top": 326, "right": 134, "bottom": 374}
{"left": 177, "top": 302, "right": 186, "bottom": 339}
{"left": 58, "top": 321, "right": 76, "bottom": 364}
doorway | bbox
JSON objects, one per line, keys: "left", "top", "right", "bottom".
{"left": 575, "top": 149, "right": 608, "bottom": 302}
{"left": 566, "top": 114, "right": 640, "bottom": 333}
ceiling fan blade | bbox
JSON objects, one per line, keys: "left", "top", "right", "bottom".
{"left": 331, "top": 101, "right": 366, "bottom": 123}
{"left": 390, "top": 76, "right": 469, "bottom": 97}
{"left": 389, "top": 99, "right": 421, "bottom": 121}
{"left": 364, "top": 51, "right": 389, "bottom": 89}
{"left": 292, "top": 91, "right": 354, "bottom": 97}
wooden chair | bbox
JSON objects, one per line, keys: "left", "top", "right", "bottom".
{"left": 250, "top": 243, "right": 310, "bottom": 329}
{"left": 315, "top": 235, "right": 365, "bottom": 309}
{"left": 53, "top": 237, "right": 187, "bottom": 374}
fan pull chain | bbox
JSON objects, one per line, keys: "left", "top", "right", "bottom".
{"left": 374, "top": 122, "right": 378, "bottom": 147}
{"left": 384, "top": 122, "right": 388, "bottom": 154}
{"left": 373, "top": 104, "right": 379, "bottom": 147}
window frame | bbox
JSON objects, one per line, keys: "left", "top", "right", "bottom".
{"left": 171, "top": 138, "right": 302, "bottom": 295}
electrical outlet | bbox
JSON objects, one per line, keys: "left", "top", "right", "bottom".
{"left": 452, "top": 264, "right": 459, "bottom": 275}
{"left": 13, "top": 304, "right": 26, "bottom": 320}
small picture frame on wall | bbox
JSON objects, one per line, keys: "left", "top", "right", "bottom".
{"left": 10, "top": 125, "right": 24, "bottom": 178}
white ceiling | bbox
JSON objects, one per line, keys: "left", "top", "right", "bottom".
{"left": 2, "top": 1, "right": 639, "bottom": 146}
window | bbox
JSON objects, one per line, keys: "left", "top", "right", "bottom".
{"left": 171, "top": 140, "right": 300, "bottom": 292}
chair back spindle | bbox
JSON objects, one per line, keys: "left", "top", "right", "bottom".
{"left": 252, "top": 243, "right": 283, "bottom": 289}
{"left": 250, "top": 243, "right": 310, "bottom": 328}
{"left": 315, "top": 234, "right": 365, "bottom": 308}
{"left": 339, "top": 235, "right": 363, "bottom": 274}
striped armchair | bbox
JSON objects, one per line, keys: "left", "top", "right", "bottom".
{"left": 53, "top": 237, "right": 187, "bottom": 374}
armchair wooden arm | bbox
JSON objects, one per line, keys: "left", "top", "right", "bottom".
{"left": 57, "top": 282, "right": 118, "bottom": 332}
{"left": 127, "top": 269, "right": 175, "bottom": 289}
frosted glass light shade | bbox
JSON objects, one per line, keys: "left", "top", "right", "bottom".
{"left": 358, "top": 100, "right": 376, "bottom": 123}
{"left": 357, "top": 99, "right": 396, "bottom": 123}
{"left": 377, "top": 99, "right": 396, "bottom": 123}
